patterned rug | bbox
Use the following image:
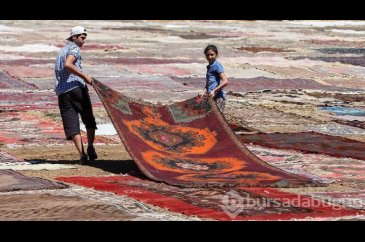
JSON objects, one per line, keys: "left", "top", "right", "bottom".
{"left": 247, "top": 145, "right": 365, "bottom": 189}
{"left": 301, "top": 191, "right": 365, "bottom": 210}
{"left": 57, "top": 176, "right": 364, "bottom": 221}
{"left": 0, "top": 192, "right": 137, "bottom": 221}
{"left": 238, "top": 132, "right": 365, "bottom": 161}
{"left": 92, "top": 79, "right": 321, "bottom": 187}
{"left": 0, "top": 111, "right": 111, "bottom": 145}
{"left": 0, "top": 169, "right": 67, "bottom": 192}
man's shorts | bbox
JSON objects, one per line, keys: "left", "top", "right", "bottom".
{"left": 58, "top": 86, "right": 97, "bottom": 140}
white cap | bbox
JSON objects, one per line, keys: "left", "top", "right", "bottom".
{"left": 67, "top": 26, "right": 87, "bottom": 40}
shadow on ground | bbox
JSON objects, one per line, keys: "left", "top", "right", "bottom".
{"left": 26, "top": 158, "right": 147, "bottom": 178}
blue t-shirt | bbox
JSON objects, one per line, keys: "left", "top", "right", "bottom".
{"left": 54, "top": 41, "right": 85, "bottom": 96}
{"left": 206, "top": 60, "right": 225, "bottom": 99}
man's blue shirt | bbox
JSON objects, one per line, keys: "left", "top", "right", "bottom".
{"left": 55, "top": 41, "right": 85, "bottom": 96}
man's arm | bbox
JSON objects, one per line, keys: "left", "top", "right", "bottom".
{"left": 64, "top": 55, "right": 93, "bottom": 85}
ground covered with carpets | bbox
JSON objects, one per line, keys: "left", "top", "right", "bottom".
{"left": 1, "top": 20, "right": 365, "bottom": 220}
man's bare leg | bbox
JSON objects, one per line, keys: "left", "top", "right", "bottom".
{"left": 71, "top": 133, "right": 86, "bottom": 157}
{"left": 87, "top": 128, "right": 95, "bottom": 146}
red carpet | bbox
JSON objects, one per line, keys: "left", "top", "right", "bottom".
{"left": 57, "top": 176, "right": 363, "bottom": 221}
{"left": 92, "top": 79, "right": 321, "bottom": 187}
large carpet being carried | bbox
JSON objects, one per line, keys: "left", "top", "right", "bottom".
{"left": 92, "top": 79, "right": 321, "bottom": 188}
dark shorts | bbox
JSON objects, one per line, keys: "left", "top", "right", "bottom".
{"left": 58, "top": 86, "right": 97, "bottom": 140}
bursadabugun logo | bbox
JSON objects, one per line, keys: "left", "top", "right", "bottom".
{"left": 220, "top": 189, "right": 244, "bottom": 218}
{"left": 220, "top": 189, "right": 348, "bottom": 219}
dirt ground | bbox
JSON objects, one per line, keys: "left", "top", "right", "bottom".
{"left": 4, "top": 144, "right": 135, "bottom": 181}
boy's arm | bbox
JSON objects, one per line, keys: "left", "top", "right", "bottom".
{"left": 208, "top": 72, "right": 228, "bottom": 98}
{"left": 198, "top": 88, "right": 207, "bottom": 97}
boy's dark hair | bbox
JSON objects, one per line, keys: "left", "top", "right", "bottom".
{"left": 68, "top": 33, "right": 87, "bottom": 42}
{"left": 204, "top": 44, "right": 218, "bottom": 55}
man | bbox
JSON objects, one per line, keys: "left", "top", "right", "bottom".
{"left": 55, "top": 26, "right": 97, "bottom": 164}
